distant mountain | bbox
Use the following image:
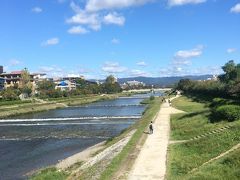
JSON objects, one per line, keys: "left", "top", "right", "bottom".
{"left": 117, "top": 75, "right": 213, "bottom": 87}
{"left": 89, "top": 75, "right": 214, "bottom": 87}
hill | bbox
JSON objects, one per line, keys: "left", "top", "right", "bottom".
{"left": 117, "top": 75, "right": 213, "bottom": 87}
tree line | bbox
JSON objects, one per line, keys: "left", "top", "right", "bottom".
{"left": 0, "top": 72, "right": 122, "bottom": 100}
{"left": 176, "top": 60, "right": 240, "bottom": 99}
{"left": 176, "top": 60, "right": 240, "bottom": 122}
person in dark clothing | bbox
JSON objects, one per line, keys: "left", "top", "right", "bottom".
{"left": 149, "top": 121, "right": 153, "bottom": 134}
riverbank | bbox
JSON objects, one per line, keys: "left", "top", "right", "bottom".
{"left": 30, "top": 97, "right": 162, "bottom": 180}
{"left": 167, "top": 96, "right": 240, "bottom": 179}
{"left": 0, "top": 94, "right": 117, "bottom": 119}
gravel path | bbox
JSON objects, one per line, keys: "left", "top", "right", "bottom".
{"left": 128, "top": 96, "right": 184, "bottom": 180}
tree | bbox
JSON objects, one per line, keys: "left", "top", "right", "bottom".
{"left": 218, "top": 60, "right": 240, "bottom": 97}
{"left": 219, "top": 60, "right": 238, "bottom": 83}
{"left": 37, "top": 80, "right": 55, "bottom": 91}
{"left": 176, "top": 79, "right": 193, "bottom": 92}
{"left": 20, "top": 68, "right": 32, "bottom": 96}
{"left": 75, "top": 78, "right": 87, "bottom": 88}
{"left": 106, "top": 75, "right": 116, "bottom": 84}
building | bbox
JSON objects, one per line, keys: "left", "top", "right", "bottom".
{"left": 63, "top": 75, "right": 85, "bottom": 82}
{"left": 0, "top": 71, "right": 28, "bottom": 88}
{"left": 206, "top": 75, "right": 218, "bottom": 81}
{"left": 0, "top": 78, "right": 4, "bottom": 90}
{"left": 32, "top": 73, "right": 47, "bottom": 81}
{"left": 55, "top": 80, "right": 76, "bottom": 91}
{"left": 121, "top": 80, "right": 146, "bottom": 90}
{"left": 0, "top": 70, "right": 46, "bottom": 89}
{"left": 126, "top": 80, "right": 146, "bottom": 87}
{"left": 0, "top": 66, "right": 3, "bottom": 74}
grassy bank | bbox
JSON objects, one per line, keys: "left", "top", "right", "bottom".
{"left": 30, "top": 167, "right": 68, "bottom": 180}
{"left": 0, "top": 94, "right": 117, "bottom": 119}
{"left": 167, "top": 96, "right": 240, "bottom": 179}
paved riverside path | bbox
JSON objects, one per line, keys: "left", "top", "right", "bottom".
{"left": 128, "top": 96, "right": 184, "bottom": 180}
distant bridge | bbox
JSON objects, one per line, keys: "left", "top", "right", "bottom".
{"left": 123, "top": 88, "right": 172, "bottom": 93}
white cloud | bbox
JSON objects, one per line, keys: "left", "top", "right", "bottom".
{"left": 68, "top": 26, "right": 89, "bottom": 34}
{"left": 174, "top": 45, "right": 203, "bottom": 59}
{"left": 168, "top": 0, "right": 206, "bottom": 6}
{"left": 41, "top": 38, "right": 59, "bottom": 46}
{"left": 9, "top": 59, "right": 21, "bottom": 66}
{"left": 39, "top": 66, "right": 64, "bottom": 77}
{"left": 86, "top": 0, "right": 152, "bottom": 12}
{"left": 67, "top": 73, "right": 81, "bottom": 77}
{"left": 39, "top": 66, "right": 55, "bottom": 72}
{"left": 103, "top": 12, "right": 125, "bottom": 26}
{"left": 230, "top": 3, "right": 240, "bottom": 13}
{"left": 130, "top": 69, "right": 148, "bottom": 77}
{"left": 227, "top": 48, "right": 237, "bottom": 53}
{"left": 158, "top": 65, "right": 223, "bottom": 77}
{"left": 111, "top": 38, "right": 120, "bottom": 44}
{"left": 67, "top": 0, "right": 151, "bottom": 33}
{"left": 67, "top": 2, "right": 101, "bottom": 31}
{"left": 172, "top": 59, "right": 191, "bottom": 66}
{"left": 102, "top": 62, "right": 127, "bottom": 73}
{"left": 137, "top": 61, "right": 147, "bottom": 66}
{"left": 31, "top": 7, "right": 43, "bottom": 13}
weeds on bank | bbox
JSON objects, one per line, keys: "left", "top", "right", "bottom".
{"left": 167, "top": 96, "right": 240, "bottom": 180}
{"left": 30, "top": 167, "right": 68, "bottom": 180}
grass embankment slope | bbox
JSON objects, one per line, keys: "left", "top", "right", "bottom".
{"left": 0, "top": 94, "right": 117, "bottom": 119}
{"left": 167, "top": 96, "right": 240, "bottom": 180}
{"left": 30, "top": 97, "right": 162, "bottom": 180}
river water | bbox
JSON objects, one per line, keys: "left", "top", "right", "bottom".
{"left": 0, "top": 97, "right": 148, "bottom": 180}
{"left": 0, "top": 94, "right": 162, "bottom": 180}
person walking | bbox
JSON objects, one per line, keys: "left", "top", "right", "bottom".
{"left": 149, "top": 121, "right": 153, "bottom": 134}
{"left": 168, "top": 99, "right": 171, "bottom": 106}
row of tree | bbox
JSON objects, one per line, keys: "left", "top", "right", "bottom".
{"left": 176, "top": 60, "right": 240, "bottom": 99}
{"left": 0, "top": 72, "right": 122, "bottom": 100}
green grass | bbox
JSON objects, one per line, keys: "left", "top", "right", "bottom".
{"left": 30, "top": 167, "right": 68, "bottom": 180}
{"left": 167, "top": 96, "right": 240, "bottom": 180}
{"left": 0, "top": 99, "right": 32, "bottom": 106}
{"left": 99, "top": 97, "right": 161, "bottom": 180}
{"left": 185, "top": 148, "right": 240, "bottom": 180}
{"left": 172, "top": 96, "right": 206, "bottom": 113}
{"left": 171, "top": 96, "right": 230, "bottom": 140}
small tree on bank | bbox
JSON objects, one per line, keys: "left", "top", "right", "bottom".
{"left": 20, "top": 68, "right": 32, "bottom": 97}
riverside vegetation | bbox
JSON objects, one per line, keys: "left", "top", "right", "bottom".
{"left": 0, "top": 73, "right": 122, "bottom": 101}
{"left": 30, "top": 96, "right": 162, "bottom": 180}
{"left": 0, "top": 74, "right": 124, "bottom": 118}
{"left": 167, "top": 60, "right": 240, "bottom": 179}
{"left": 167, "top": 96, "right": 240, "bottom": 179}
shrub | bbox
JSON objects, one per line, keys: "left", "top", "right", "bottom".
{"left": 0, "top": 88, "right": 19, "bottom": 100}
{"left": 150, "top": 96, "right": 155, "bottom": 101}
{"left": 214, "top": 105, "right": 240, "bottom": 122}
{"left": 210, "top": 98, "right": 229, "bottom": 108}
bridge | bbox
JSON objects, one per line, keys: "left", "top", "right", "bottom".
{"left": 123, "top": 88, "right": 172, "bottom": 93}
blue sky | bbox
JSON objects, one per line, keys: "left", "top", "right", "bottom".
{"left": 0, "top": 0, "right": 239, "bottom": 79}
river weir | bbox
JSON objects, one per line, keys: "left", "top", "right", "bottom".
{"left": 0, "top": 94, "right": 160, "bottom": 180}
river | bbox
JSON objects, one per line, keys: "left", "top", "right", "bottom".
{"left": 0, "top": 92, "right": 162, "bottom": 180}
